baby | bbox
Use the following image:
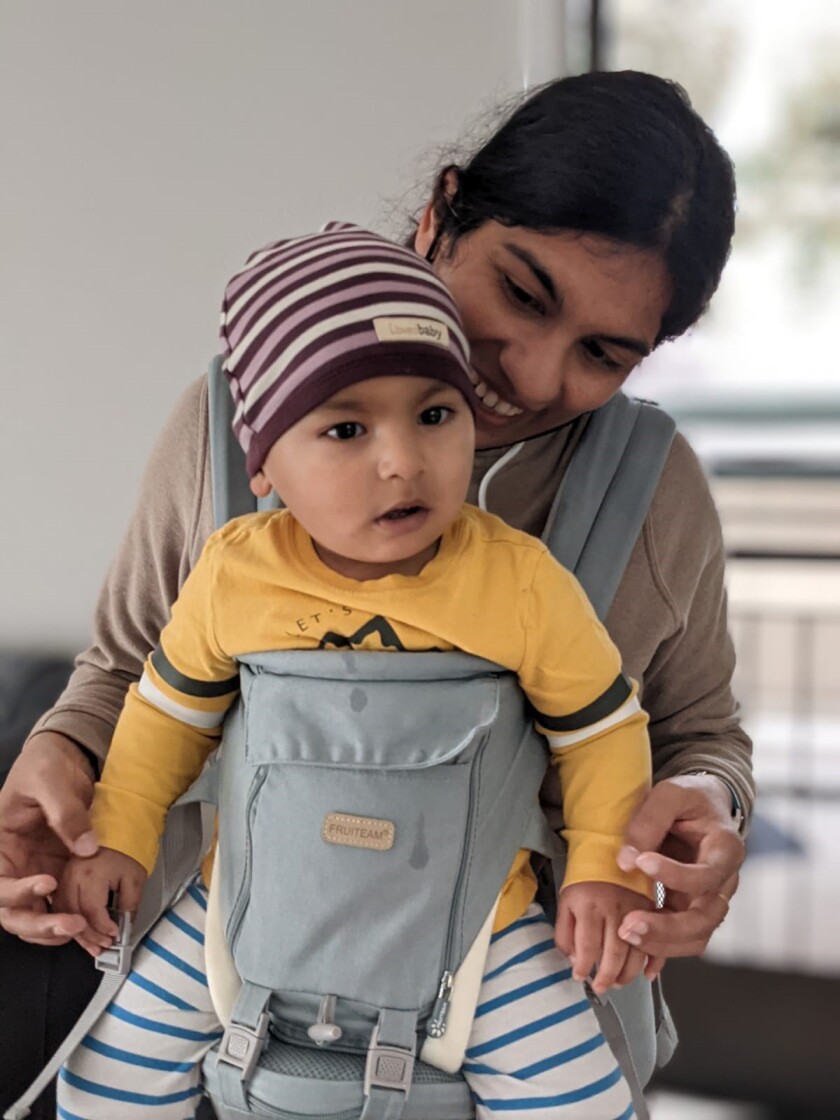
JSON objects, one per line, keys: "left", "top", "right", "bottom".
{"left": 57, "top": 223, "right": 652, "bottom": 1119}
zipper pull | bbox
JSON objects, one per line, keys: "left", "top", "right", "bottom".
{"left": 427, "top": 970, "right": 454, "bottom": 1038}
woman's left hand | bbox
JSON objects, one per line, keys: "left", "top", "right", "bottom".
{"left": 614, "top": 773, "right": 745, "bottom": 978}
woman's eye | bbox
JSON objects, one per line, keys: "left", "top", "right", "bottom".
{"left": 583, "top": 339, "right": 622, "bottom": 372}
{"left": 504, "top": 276, "right": 545, "bottom": 316}
{"left": 419, "top": 405, "right": 452, "bottom": 426}
{"left": 325, "top": 421, "right": 364, "bottom": 440}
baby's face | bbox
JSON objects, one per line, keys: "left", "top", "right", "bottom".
{"left": 251, "top": 375, "right": 475, "bottom": 580}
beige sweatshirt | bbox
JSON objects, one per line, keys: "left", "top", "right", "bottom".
{"left": 30, "top": 375, "right": 754, "bottom": 819}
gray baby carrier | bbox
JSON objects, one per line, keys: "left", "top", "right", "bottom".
{"left": 7, "top": 360, "right": 676, "bottom": 1120}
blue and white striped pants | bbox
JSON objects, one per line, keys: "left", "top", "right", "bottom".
{"left": 58, "top": 892, "right": 634, "bottom": 1120}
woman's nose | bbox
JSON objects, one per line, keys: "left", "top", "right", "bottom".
{"left": 500, "top": 343, "right": 565, "bottom": 411}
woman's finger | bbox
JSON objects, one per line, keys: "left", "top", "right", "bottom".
{"left": 0, "top": 872, "right": 57, "bottom": 910}
{"left": 624, "top": 822, "right": 744, "bottom": 901}
{"left": 620, "top": 781, "right": 688, "bottom": 861}
{"left": 37, "top": 783, "right": 97, "bottom": 859}
{"left": 613, "top": 946, "right": 647, "bottom": 988}
{"left": 643, "top": 954, "right": 667, "bottom": 982}
{"left": 0, "top": 905, "right": 86, "bottom": 943}
{"left": 618, "top": 892, "right": 730, "bottom": 957}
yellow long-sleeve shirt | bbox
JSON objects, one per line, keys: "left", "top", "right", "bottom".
{"left": 93, "top": 505, "right": 652, "bottom": 930}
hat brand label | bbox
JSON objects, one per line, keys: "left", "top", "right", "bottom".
{"left": 374, "top": 317, "right": 449, "bottom": 347}
{"left": 322, "top": 812, "right": 396, "bottom": 851}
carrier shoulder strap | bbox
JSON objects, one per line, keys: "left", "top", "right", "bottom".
{"left": 543, "top": 391, "right": 676, "bottom": 621}
{"left": 208, "top": 353, "right": 280, "bottom": 529}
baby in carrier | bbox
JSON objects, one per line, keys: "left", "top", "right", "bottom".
{"left": 55, "top": 224, "right": 654, "bottom": 1119}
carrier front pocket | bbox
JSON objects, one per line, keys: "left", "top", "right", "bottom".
{"left": 230, "top": 666, "right": 499, "bottom": 1011}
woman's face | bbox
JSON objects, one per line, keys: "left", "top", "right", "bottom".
{"left": 415, "top": 218, "right": 672, "bottom": 448}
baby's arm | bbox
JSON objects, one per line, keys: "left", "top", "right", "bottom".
{"left": 60, "top": 531, "right": 241, "bottom": 948}
{"left": 522, "top": 550, "right": 656, "bottom": 989}
{"left": 548, "top": 716, "right": 657, "bottom": 992}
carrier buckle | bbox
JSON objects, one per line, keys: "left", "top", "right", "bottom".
{"left": 217, "top": 1011, "right": 269, "bottom": 1082}
{"left": 95, "top": 910, "right": 132, "bottom": 975}
{"left": 363, "top": 1022, "right": 415, "bottom": 1098}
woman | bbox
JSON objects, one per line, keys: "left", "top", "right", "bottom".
{"left": 0, "top": 69, "right": 750, "bottom": 1113}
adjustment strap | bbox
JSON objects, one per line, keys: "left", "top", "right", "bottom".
{"left": 3, "top": 966, "right": 128, "bottom": 1120}
{"left": 587, "top": 982, "right": 651, "bottom": 1120}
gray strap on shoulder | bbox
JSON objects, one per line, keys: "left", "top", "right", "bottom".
{"left": 208, "top": 354, "right": 280, "bottom": 529}
{"left": 544, "top": 393, "right": 676, "bottom": 621}
{"left": 208, "top": 354, "right": 256, "bottom": 530}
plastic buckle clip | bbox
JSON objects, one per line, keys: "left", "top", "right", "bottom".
{"left": 363, "top": 1023, "right": 415, "bottom": 1098}
{"left": 217, "top": 1011, "right": 269, "bottom": 1082}
{"left": 95, "top": 910, "right": 133, "bottom": 975}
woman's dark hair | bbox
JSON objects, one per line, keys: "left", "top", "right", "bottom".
{"left": 426, "top": 71, "right": 736, "bottom": 344}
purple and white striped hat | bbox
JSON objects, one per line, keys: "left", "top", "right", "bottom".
{"left": 220, "top": 222, "right": 473, "bottom": 477}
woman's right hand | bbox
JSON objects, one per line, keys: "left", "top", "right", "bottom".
{"left": 0, "top": 731, "right": 99, "bottom": 944}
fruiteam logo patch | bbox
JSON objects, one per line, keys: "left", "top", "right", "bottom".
{"left": 322, "top": 812, "right": 396, "bottom": 851}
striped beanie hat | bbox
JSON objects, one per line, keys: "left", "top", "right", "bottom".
{"left": 220, "top": 222, "right": 473, "bottom": 477}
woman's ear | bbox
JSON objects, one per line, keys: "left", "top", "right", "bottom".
{"left": 249, "top": 470, "right": 272, "bottom": 499}
{"left": 414, "top": 198, "right": 437, "bottom": 257}
{"left": 414, "top": 166, "right": 459, "bottom": 258}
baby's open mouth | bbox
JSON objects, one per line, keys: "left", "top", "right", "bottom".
{"left": 379, "top": 504, "right": 426, "bottom": 521}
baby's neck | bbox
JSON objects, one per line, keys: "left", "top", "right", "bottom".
{"left": 311, "top": 536, "right": 441, "bottom": 582}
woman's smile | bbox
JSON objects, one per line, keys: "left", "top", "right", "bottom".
{"left": 466, "top": 366, "right": 524, "bottom": 419}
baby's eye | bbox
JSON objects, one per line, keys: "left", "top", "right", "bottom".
{"left": 419, "top": 405, "right": 452, "bottom": 426}
{"left": 325, "top": 421, "right": 364, "bottom": 440}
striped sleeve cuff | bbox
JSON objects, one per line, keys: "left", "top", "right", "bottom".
{"left": 137, "top": 646, "right": 239, "bottom": 730}
{"left": 535, "top": 674, "right": 640, "bottom": 749}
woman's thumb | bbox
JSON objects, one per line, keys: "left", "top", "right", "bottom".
{"left": 41, "top": 790, "right": 98, "bottom": 857}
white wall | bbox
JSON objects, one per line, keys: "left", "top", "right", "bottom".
{"left": 0, "top": 0, "right": 562, "bottom": 651}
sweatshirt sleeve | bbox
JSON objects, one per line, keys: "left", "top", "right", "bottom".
{"left": 26, "top": 376, "right": 214, "bottom": 765}
{"left": 606, "top": 433, "right": 755, "bottom": 824}
{"left": 522, "top": 550, "right": 653, "bottom": 898}
{"left": 91, "top": 531, "right": 238, "bottom": 873}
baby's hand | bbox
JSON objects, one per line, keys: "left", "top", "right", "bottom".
{"left": 555, "top": 881, "right": 654, "bottom": 996}
{"left": 54, "top": 847, "right": 147, "bottom": 958}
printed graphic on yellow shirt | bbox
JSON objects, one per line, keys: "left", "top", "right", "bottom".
{"left": 317, "top": 615, "right": 440, "bottom": 653}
